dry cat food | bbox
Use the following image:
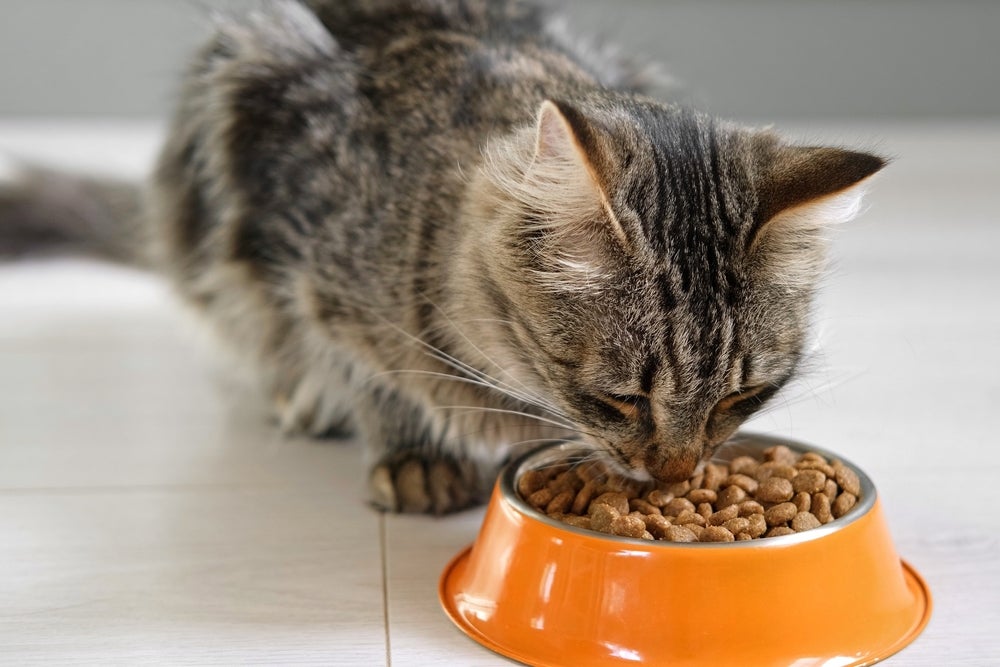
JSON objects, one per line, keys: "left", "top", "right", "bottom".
{"left": 518, "top": 445, "right": 862, "bottom": 543}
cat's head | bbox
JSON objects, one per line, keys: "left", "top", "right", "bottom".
{"left": 473, "top": 96, "right": 884, "bottom": 482}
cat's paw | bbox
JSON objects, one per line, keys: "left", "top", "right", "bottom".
{"left": 368, "top": 451, "right": 485, "bottom": 515}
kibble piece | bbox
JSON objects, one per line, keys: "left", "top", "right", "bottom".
{"left": 796, "top": 459, "right": 836, "bottom": 478}
{"left": 793, "top": 491, "right": 812, "bottom": 513}
{"left": 702, "top": 463, "right": 729, "bottom": 492}
{"left": 697, "top": 502, "right": 714, "bottom": 520}
{"left": 755, "top": 462, "right": 798, "bottom": 482}
{"left": 686, "top": 524, "right": 705, "bottom": 539}
{"left": 572, "top": 480, "right": 598, "bottom": 515}
{"left": 724, "top": 474, "right": 758, "bottom": 494}
{"left": 792, "top": 469, "right": 827, "bottom": 494}
{"left": 747, "top": 513, "right": 767, "bottom": 538}
{"left": 629, "top": 498, "right": 662, "bottom": 515}
{"left": 517, "top": 469, "right": 546, "bottom": 497}
{"left": 716, "top": 485, "right": 748, "bottom": 508}
{"left": 689, "top": 472, "right": 705, "bottom": 490}
{"left": 738, "top": 500, "right": 765, "bottom": 517}
{"left": 644, "top": 514, "right": 672, "bottom": 539}
{"left": 667, "top": 481, "right": 691, "bottom": 497}
{"left": 812, "top": 492, "right": 833, "bottom": 524}
{"left": 764, "top": 502, "right": 798, "bottom": 527}
{"left": 766, "top": 526, "right": 796, "bottom": 538}
{"left": 834, "top": 464, "right": 862, "bottom": 497}
{"left": 641, "top": 531, "right": 655, "bottom": 540}
{"left": 546, "top": 490, "right": 575, "bottom": 515}
{"left": 791, "top": 511, "right": 823, "bottom": 532}
{"left": 723, "top": 517, "right": 751, "bottom": 535}
{"left": 675, "top": 510, "right": 706, "bottom": 527}
{"left": 645, "top": 488, "right": 673, "bottom": 508}
{"left": 799, "top": 452, "right": 827, "bottom": 464}
{"left": 701, "top": 526, "right": 736, "bottom": 542}
{"left": 736, "top": 531, "right": 753, "bottom": 541}
{"left": 763, "top": 444, "right": 797, "bottom": 464}
{"left": 528, "top": 487, "right": 555, "bottom": 509}
{"left": 665, "top": 525, "right": 698, "bottom": 543}
{"left": 664, "top": 497, "right": 696, "bottom": 516}
{"left": 562, "top": 515, "right": 592, "bottom": 530}
{"left": 832, "top": 491, "right": 858, "bottom": 518}
{"left": 824, "top": 478, "right": 839, "bottom": 500}
{"left": 611, "top": 514, "right": 648, "bottom": 538}
{"left": 757, "top": 477, "right": 795, "bottom": 503}
{"left": 687, "top": 488, "right": 718, "bottom": 505}
{"left": 728, "top": 455, "right": 759, "bottom": 476}
{"left": 590, "top": 503, "right": 619, "bottom": 534}
{"left": 708, "top": 504, "right": 740, "bottom": 526}
{"left": 592, "top": 492, "right": 629, "bottom": 516}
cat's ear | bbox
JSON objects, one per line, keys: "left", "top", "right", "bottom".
{"left": 750, "top": 140, "right": 886, "bottom": 285}
{"left": 528, "top": 100, "right": 632, "bottom": 249}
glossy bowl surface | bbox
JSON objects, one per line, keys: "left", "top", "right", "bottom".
{"left": 440, "top": 434, "right": 931, "bottom": 667}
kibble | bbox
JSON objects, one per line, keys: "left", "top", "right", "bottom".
{"left": 522, "top": 445, "right": 862, "bottom": 542}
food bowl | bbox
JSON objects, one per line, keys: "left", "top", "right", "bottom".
{"left": 439, "top": 434, "right": 931, "bottom": 667}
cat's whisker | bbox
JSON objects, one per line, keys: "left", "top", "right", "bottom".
{"left": 432, "top": 404, "right": 598, "bottom": 439}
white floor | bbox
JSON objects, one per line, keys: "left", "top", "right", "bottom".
{"left": 0, "top": 121, "right": 998, "bottom": 665}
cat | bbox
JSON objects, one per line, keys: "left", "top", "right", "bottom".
{"left": 0, "top": 0, "right": 884, "bottom": 514}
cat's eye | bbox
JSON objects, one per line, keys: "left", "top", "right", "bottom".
{"left": 598, "top": 392, "right": 649, "bottom": 419}
{"left": 716, "top": 384, "right": 773, "bottom": 413}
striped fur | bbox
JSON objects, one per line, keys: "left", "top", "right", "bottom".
{"left": 1, "top": 0, "right": 885, "bottom": 512}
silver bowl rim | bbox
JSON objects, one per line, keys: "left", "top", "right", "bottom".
{"left": 499, "top": 431, "right": 877, "bottom": 549}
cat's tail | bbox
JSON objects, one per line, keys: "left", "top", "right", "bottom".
{"left": 0, "top": 166, "right": 149, "bottom": 267}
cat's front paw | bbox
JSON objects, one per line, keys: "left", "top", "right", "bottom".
{"left": 369, "top": 450, "right": 485, "bottom": 515}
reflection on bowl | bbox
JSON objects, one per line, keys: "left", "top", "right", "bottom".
{"left": 440, "top": 433, "right": 931, "bottom": 667}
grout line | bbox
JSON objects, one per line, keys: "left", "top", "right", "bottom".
{"left": 379, "top": 513, "right": 392, "bottom": 667}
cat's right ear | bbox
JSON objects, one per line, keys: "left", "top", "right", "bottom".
{"left": 528, "top": 101, "right": 632, "bottom": 251}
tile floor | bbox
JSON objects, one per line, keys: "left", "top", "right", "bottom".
{"left": 0, "top": 121, "right": 997, "bottom": 665}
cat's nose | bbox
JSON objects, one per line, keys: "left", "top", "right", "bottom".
{"left": 647, "top": 447, "right": 701, "bottom": 482}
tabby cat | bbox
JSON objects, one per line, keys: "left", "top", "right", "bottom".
{"left": 0, "top": 0, "right": 884, "bottom": 514}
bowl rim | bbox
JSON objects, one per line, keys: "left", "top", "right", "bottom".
{"left": 500, "top": 431, "right": 877, "bottom": 549}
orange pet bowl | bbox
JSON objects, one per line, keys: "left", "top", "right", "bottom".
{"left": 440, "top": 434, "right": 931, "bottom": 667}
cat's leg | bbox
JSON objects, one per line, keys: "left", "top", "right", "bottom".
{"left": 359, "top": 386, "right": 496, "bottom": 515}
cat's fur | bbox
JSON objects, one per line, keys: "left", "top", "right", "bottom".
{"left": 0, "top": 0, "right": 884, "bottom": 514}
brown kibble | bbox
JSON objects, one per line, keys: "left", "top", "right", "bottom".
{"left": 629, "top": 498, "right": 662, "bottom": 515}
{"left": 724, "top": 473, "right": 759, "bottom": 494}
{"left": 664, "top": 497, "right": 696, "bottom": 516}
{"left": 723, "top": 517, "right": 751, "bottom": 535}
{"left": 812, "top": 492, "right": 833, "bottom": 524}
{"left": 795, "top": 459, "right": 836, "bottom": 478}
{"left": 611, "top": 514, "right": 648, "bottom": 538}
{"left": 590, "top": 503, "right": 619, "bottom": 533}
{"left": 687, "top": 488, "right": 718, "bottom": 505}
{"left": 708, "top": 504, "right": 740, "bottom": 526}
{"left": 517, "top": 469, "right": 546, "bottom": 497}
{"left": 665, "top": 525, "right": 698, "bottom": 542}
{"left": 546, "top": 490, "right": 575, "bottom": 515}
{"left": 702, "top": 463, "right": 729, "bottom": 491}
{"left": 645, "top": 488, "right": 673, "bottom": 508}
{"left": 757, "top": 477, "right": 795, "bottom": 503}
{"left": 791, "top": 511, "right": 822, "bottom": 532}
{"left": 520, "top": 443, "right": 860, "bottom": 542}
{"left": 763, "top": 444, "right": 797, "bottom": 464}
{"left": 527, "top": 487, "right": 554, "bottom": 509}
{"left": 701, "top": 526, "right": 735, "bottom": 542}
{"left": 592, "top": 492, "right": 629, "bottom": 516}
{"left": 644, "top": 514, "right": 672, "bottom": 539}
{"left": 793, "top": 491, "right": 812, "bottom": 513}
{"left": 728, "top": 455, "right": 759, "bottom": 476}
{"left": 792, "top": 469, "right": 827, "bottom": 494}
{"left": 832, "top": 491, "right": 858, "bottom": 518}
{"left": 675, "top": 510, "right": 706, "bottom": 526}
{"left": 834, "top": 464, "right": 862, "bottom": 497}
{"left": 561, "top": 515, "right": 592, "bottom": 530}
{"left": 716, "top": 485, "right": 747, "bottom": 508}
{"left": 764, "top": 502, "right": 798, "bottom": 527}
{"left": 571, "top": 480, "right": 597, "bottom": 515}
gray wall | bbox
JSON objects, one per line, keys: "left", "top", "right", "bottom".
{"left": 1, "top": 0, "right": 998, "bottom": 120}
